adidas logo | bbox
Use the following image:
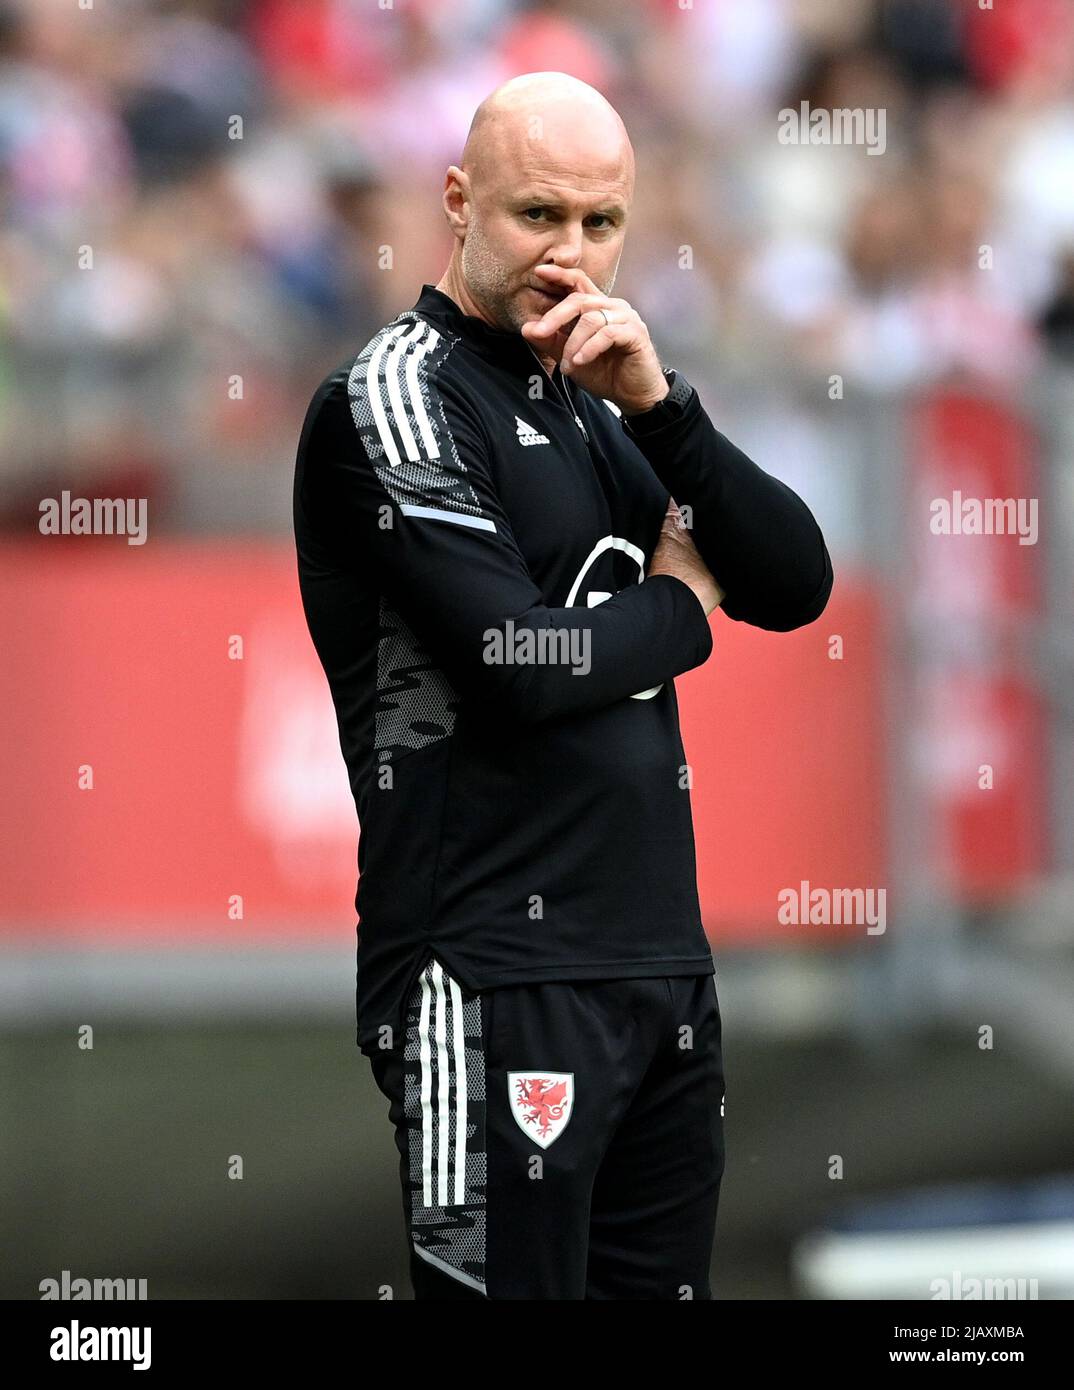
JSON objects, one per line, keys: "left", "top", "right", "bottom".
{"left": 515, "top": 415, "right": 550, "bottom": 447}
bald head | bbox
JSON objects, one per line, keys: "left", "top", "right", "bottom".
{"left": 438, "top": 72, "right": 636, "bottom": 338}
{"left": 461, "top": 72, "right": 634, "bottom": 199}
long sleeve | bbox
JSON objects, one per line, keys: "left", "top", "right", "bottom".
{"left": 623, "top": 383, "right": 834, "bottom": 631}
{"left": 295, "top": 364, "right": 713, "bottom": 725}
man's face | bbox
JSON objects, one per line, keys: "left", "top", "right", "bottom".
{"left": 460, "top": 158, "right": 631, "bottom": 337}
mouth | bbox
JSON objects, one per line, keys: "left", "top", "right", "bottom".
{"left": 528, "top": 284, "right": 566, "bottom": 304}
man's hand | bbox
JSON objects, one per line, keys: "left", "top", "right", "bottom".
{"left": 520, "top": 264, "right": 670, "bottom": 415}
{"left": 648, "top": 499, "right": 725, "bottom": 617}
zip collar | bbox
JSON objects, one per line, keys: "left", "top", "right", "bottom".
{"left": 410, "top": 283, "right": 588, "bottom": 440}
{"left": 412, "top": 283, "right": 563, "bottom": 377}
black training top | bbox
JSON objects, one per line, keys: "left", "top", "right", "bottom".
{"left": 293, "top": 283, "right": 833, "bottom": 1052}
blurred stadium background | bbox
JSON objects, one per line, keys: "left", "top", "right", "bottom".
{"left": 2, "top": 0, "right": 1073, "bottom": 1299}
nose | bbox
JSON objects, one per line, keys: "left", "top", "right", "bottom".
{"left": 544, "top": 226, "right": 583, "bottom": 269}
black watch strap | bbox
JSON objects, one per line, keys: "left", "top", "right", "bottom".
{"left": 623, "top": 368, "right": 694, "bottom": 433}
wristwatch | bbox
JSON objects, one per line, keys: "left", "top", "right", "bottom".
{"left": 622, "top": 368, "right": 694, "bottom": 433}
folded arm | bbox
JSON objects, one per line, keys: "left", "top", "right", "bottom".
{"left": 623, "top": 382, "right": 834, "bottom": 632}
{"left": 296, "top": 350, "right": 713, "bottom": 725}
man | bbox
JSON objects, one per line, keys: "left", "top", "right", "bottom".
{"left": 293, "top": 71, "right": 833, "bottom": 1300}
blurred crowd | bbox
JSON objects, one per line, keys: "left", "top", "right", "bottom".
{"left": 2, "top": 0, "right": 1074, "bottom": 538}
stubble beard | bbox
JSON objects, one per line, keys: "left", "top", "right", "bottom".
{"left": 461, "top": 217, "right": 524, "bottom": 333}
{"left": 461, "top": 214, "right": 619, "bottom": 336}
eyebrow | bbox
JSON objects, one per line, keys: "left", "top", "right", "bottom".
{"left": 513, "top": 193, "right": 626, "bottom": 219}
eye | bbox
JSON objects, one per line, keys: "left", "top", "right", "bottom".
{"left": 523, "top": 207, "right": 546, "bottom": 221}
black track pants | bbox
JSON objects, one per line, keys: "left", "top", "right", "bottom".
{"left": 365, "top": 958, "right": 726, "bottom": 1300}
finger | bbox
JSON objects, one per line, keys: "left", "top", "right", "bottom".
{"left": 525, "top": 292, "right": 608, "bottom": 339}
{"left": 560, "top": 310, "right": 613, "bottom": 365}
{"left": 563, "top": 322, "right": 636, "bottom": 370}
{"left": 533, "top": 264, "right": 601, "bottom": 298}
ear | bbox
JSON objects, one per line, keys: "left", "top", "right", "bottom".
{"left": 442, "top": 165, "right": 471, "bottom": 240}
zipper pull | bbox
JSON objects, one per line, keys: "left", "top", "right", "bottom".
{"left": 560, "top": 371, "right": 590, "bottom": 442}
{"left": 526, "top": 341, "right": 590, "bottom": 443}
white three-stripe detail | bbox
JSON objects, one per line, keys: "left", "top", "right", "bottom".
{"left": 417, "top": 960, "right": 468, "bottom": 1209}
{"left": 384, "top": 321, "right": 428, "bottom": 463}
{"left": 366, "top": 320, "right": 442, "bottom": 470}
{"left": 356, "top": 319, "right": 497, "bottom": 534}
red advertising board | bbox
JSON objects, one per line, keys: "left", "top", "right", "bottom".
{"left": 1, "top": 539, "right": 883, "bottom": 945}
{"left": 908, "top": 390, "right": 1045, "bottom": 898}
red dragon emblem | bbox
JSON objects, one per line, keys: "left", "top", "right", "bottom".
{"left": 511, "top": 1074, "right": 573, "bottom": 1146}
